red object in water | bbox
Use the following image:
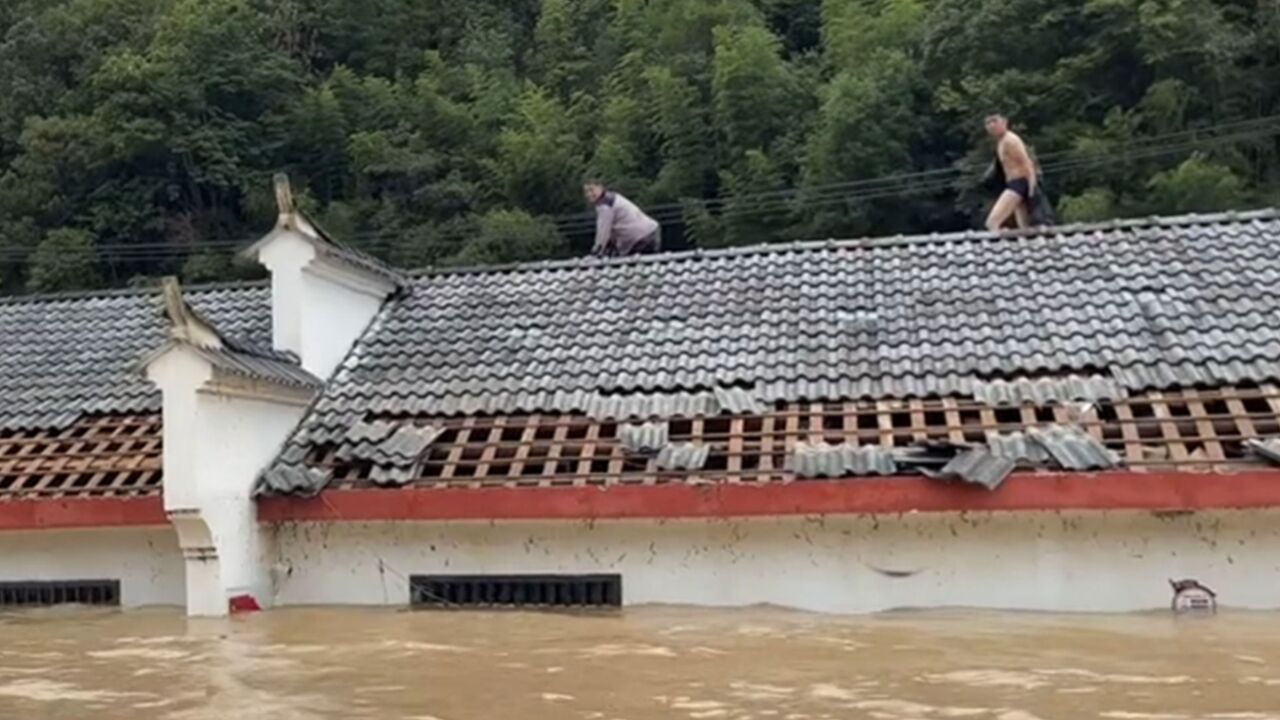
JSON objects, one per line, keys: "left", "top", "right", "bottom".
{"left": 228, "top": 594, "right": 261, "bottom": 614}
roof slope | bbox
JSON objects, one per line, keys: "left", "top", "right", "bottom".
{"left": 264, "top": 208, "right": 1280, "bottom": 492}
{"left": 339, "top": 209, "right": 1280, "bottom": 408}
{"left": 0, "top": 282, "right": 274, "bottom": 430}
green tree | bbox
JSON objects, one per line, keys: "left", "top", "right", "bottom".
{"left": 494, "top": 87, "right": 584, "bottom": 214}
{"left": 711, "top": 24, "right": 793, "bottom": 160}
{"left": 449, "top": 208, "right": 566, "bottom": 265}
{"left": 1146, "top": 155, "right": 1248, "bottom": 215}
{"left": 28, "top": 228, "right": 101, "bottom": 292}
{"left": 0, "top": 0, "right": 1278, "bottom": 294}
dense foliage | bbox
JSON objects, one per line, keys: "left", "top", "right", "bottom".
{"left": 1, "top": 0, "right": 1277, "bottom": 292}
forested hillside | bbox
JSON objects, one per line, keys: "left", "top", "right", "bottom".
{"left": 1, "top": 0, "right": 1277, "bottom": 293}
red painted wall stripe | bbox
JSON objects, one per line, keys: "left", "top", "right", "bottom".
{"left": 0, "top": 497, "right": 168, "bottom": 532}
{"left": 256, "top": 470, "right": 1280, "bottom": 524}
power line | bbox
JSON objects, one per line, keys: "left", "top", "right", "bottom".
{"left": 14, "top": 112, "right": 1278, "bottom": 258}
{"left": 2, "top": 116, "right": 1278, "bottom": 264}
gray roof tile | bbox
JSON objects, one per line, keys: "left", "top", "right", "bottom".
{"left": 1028, "top": 426, "right": 1121, "bottom": 471}
{"left": 313, "top": 211, "right": 1280, "bottom": 418}
{"left": 787, "top": 442, "right": 898, "bottom": 478}
{"left": 1244, "top": 438, "right": 1280, "bottom": 465}
{"left": 656, "top": 443, "right": 710, "bottom": 472}
{"left": 931, "top": 448, "right": 1018, "bottom": 490}
{"left": 618, "top": 421, "right": 669, "bottom": 454}
{"left": 259, "top": 208, "right": 1279, "bottom": 491}
{"left": 0, "top": 282, "right": 274, "bottom": 430}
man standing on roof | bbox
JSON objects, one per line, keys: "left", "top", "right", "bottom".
{"left": 585, "top": 180, "right": 661, "bottom": 257}
{"left": 983, "top": 113, "right": 1040, "bottom": 232}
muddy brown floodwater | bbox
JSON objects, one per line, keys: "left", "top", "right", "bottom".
{"left": 0, "top": 606, "right": 1277, "bottom": 720}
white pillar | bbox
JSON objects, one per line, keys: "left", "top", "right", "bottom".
{"left": 145, "top": 344, "right": 313, "bottom": 616}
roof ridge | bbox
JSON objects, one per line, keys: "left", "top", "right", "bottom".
{"left": 0, "top": 278, "right": 270, "bottom": 306}
{"left": 410, "top": 206, "right": 1280, "bottom": 279}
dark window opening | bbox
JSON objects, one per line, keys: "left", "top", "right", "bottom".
{"left": 0, "top": 580, "right": 120, "bottom": 608}
{"left": 410, "top": 574, "right": 622, "bottom": 609}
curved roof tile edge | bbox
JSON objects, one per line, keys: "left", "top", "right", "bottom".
{"left": 0, "top": 278, "right": 270, "bottom": 306}
{"left": 409, "top": 207, "right": 1280, "bottom": 279}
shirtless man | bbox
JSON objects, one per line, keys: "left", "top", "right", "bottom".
{"left": 984, "top": 113, "right": 1037, "bottom": 232}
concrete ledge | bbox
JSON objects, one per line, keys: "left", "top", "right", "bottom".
{"left": 257, "top": 470, "right": 1280, "bottom": 523}
{"left": 0, "top": 497, "right": 167, "bottom": 531}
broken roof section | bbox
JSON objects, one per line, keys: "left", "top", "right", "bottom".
{"left": 260, "top": 208, "right": 1280, "bottom": 495}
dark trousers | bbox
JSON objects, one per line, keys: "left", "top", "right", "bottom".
{"left": 632, "top": 228, "right": 662, "bottom": 255}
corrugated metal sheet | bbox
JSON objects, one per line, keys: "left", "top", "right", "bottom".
{"left": 618, "top": 422, "right": 669, "bottom": 453}
{"left": 258, "top": 464, "right": 330, "bottom": 496}
{"left": 971, "top": 376, "right": 1127, "bottom": 406}
{"left": 337, "top": 424, "right": 443, "bottom": 465}
{"left": 932, "top": 449, "right": 1017, "bottom": 490}
{"left": 656, "top": 443, "right": 710, "bottom": 471}
{"left": 787, "top": 442, "right": 898, "bottom": 478}
{"left": 346, "top": 420, "right": 396, "bottom": 444}
{"left": 986, "top": 432, "right": 1054, "bottom": 465}
{"left": 713, "top": 386, "right": 768, "bottom": 415}
{"left": 1245, "top": 438, "right": 1280, "bottom": 465}
{"left": 1028, "top": 425, "right": 1121, "bottom": 470}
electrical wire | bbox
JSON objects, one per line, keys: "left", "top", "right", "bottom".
{"left": 2, "top": 116, "right": 1278, "bottom": 264}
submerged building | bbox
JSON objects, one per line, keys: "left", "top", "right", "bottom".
{"left": 4, "top": 181, "right": 1280, "bottom": 615}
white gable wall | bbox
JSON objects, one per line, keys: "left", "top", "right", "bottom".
{"left": 192, "top": 386, "right": 310, "bottom": 607}
{"left": 253, "top": 227, "right": 394, "bottom": 380}
{"left": 145, "top": 348, "right": 213, "bottom": 514}
{"left": 146, "top": 342, "right": 314, "bottom": 616}
{"left": 257, "top": 230, "right": 315, "bottom": 359}
{"left": 299, "top": 259, "right": 391, "bottom": 380}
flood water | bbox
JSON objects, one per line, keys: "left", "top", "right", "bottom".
{"left": 0, "top": 606, "right": 1277, "bottom": 720}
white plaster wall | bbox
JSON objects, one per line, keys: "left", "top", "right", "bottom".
{"left": 0, "top": 528, "right": 184, "bottom": 607}
{"left": 195, "top": 390, "right": 307, "bottom": 605}
{"left": 258, "top": 230, "right": 315, "bottom": 358}
{"left": 148, "top": 349, "right": 212, "bottom": 513}
{"left": 299, "top": 264, "right": 386, "bottom": 380}
{"left": 269, "top": 510, "right": 1280, "bottom": 613}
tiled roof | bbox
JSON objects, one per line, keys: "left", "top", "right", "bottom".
{"left": 264, "top": 386, "right": 1280, "bottom": 496}
{"left": 0, "top": 413, "right": 163, "bottom": 499}
{"left": 262, "top": 208, "right": 1280, "bottom": 494}
{"left": 0, "top": 282, "right": 274, "bottom": 431}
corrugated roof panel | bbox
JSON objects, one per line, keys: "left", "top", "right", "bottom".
{"left": 1028, "top": 425, "right": 1121, "bottom": 471}
{"left": 971, "top": 376, "right": 1127, "bottom": 405}
{"left": 934, "top": 449, "right": 1017, "bottom": 490}
{"left": 258, "top": 464, "right": 330, "bottom": 496}
{"left": 618, "top": 422, "right": 669, "bottom": 454}
{"left": 986, "top": 432, "right": 1054, "bottom": 465}
{"left": 1245, "top": 438, "right": 1280, "bottom": 465}
{"left": 787, "top": 442, "right": 898, "bottom": 478}
{"left": 656, "top": 443, "right": 710, "bottom": 471}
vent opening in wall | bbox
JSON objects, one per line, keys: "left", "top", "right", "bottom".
{"left": 0, "top": 580, "right": 121, "bottom": 608}
{"left": 410, "top": 574, "right": 622, "bottom": 609}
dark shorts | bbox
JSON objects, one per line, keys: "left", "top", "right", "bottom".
{"left": 634, "top": 228, "right": 662, "bottom": 255}
{"left": 1006, "top": 178, "right": 1031, "bottom": 200}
